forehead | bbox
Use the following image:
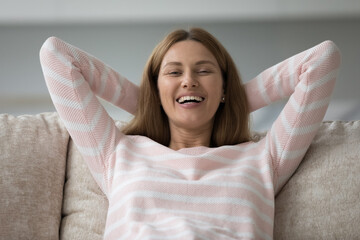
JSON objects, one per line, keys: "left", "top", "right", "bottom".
{"left": 161, "top": 40, "right": 218, "bottom": 67}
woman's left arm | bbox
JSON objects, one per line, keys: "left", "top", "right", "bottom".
{"left": 245, "top": 41, "right": 341, "bottom": 193}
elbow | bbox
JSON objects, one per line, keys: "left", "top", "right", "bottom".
{"left": 322, "top": 40, "right": 342, "bottom": 68}
{"left": 322, "top": 40, "right": 338, "bottom": 50}
{"left": 39, "top": 37, "right": 62, "bottom": 84}
{"left": 39, "top": 36, "right": 60, "bottom": 63}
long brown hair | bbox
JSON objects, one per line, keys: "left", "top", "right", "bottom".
{"left": 122, "top": 28, "right": 251, "bottom": 147}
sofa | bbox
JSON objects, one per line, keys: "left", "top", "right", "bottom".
{"left": 0, "top": 112, "right": 359, "bottom": 239}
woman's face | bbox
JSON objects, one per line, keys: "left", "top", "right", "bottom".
{"left": 157, "top": 40, "right": 224, "bottom": 131}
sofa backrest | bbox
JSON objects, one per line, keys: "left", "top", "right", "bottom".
{"left": 0, "top": 113, "right": 69, "bottom": 240}
{"left": 273, "top": 121, "right": 360, "bottom": 239}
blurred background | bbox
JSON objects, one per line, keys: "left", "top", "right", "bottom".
{"left": 1, "top": 0, "right": 359, "bottom": 131}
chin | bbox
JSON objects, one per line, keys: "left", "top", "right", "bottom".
{"left": 177, "top": 118, "right": 213, "bottom": 130}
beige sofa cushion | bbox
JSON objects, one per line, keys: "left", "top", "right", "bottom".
{"left": 274, "top": 121, "right": 360, "bottom": 239}
{"left": 60, "top": 138, "right": 108, "bottom": 240}
{"left": 59, "top": 121, "right": 125, "bottom": 239}
{"left": 0, "top": 113, "right": 69, "bottom": 240}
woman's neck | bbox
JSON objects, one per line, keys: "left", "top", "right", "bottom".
{"left": 168, "top": 124, "right": 212, "bottom": 150}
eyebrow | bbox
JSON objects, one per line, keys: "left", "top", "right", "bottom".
{"left": 163, "top": 60, "right": 218, "bottom": 68}
{"left": 195, "top": 60, "right": 218, "bottom": 67}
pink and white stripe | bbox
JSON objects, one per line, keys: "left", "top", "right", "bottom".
{"left": 40, "top": 37, "right": 340, "bottom": 239}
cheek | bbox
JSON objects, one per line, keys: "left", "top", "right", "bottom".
{"left": 157, "top": 78, "right": 174, "bottom": 104}
{"left": 157, "top": 78, "right": 166, "bottom": 99}
{"left": 207, "top": 78, "right": 224, "bottom": 100}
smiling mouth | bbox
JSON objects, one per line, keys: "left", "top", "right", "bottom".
{"left": 176, "top": 96, "right": 205, "bottom": 104}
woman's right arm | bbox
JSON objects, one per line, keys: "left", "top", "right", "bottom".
{"left": 39, "top": 37, "right": 139, "bottom": 194}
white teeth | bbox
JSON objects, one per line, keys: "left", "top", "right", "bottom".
{"left": 177, "top": 96, "right": 204, "bottom": 104}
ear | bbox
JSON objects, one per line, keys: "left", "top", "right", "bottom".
{"left": 221, "top": 85, "right": 226, "bottom": 103}
{"left": 221, "top": 95, "right": 225, "bottom": 103}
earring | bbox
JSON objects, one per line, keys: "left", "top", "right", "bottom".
{"left": 221, "top": 96, "right": 225, "bottom": 102}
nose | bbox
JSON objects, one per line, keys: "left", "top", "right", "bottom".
{"left": 181, "top": 72, "right": 199, "bottom": 88}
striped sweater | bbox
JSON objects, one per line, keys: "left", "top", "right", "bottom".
{"left": 40, "top": 37, "right": 341, "bottom": 239}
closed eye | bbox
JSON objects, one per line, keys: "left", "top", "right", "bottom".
{"left": 168, "top": 71, "right": 182, "bottom": 76}
{"left": 198, "top": 70, "right": 211, "bottom": 75}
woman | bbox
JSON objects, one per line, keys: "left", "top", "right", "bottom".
{"left": 40, "top": 28, "right": 341, "bottom": 239}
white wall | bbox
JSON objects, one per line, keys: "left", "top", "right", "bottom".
{"left": 1, "top": 20, "right": 360, "bottom": 130}
{"left": 1, "top": 0, "right": 359, "bottom": 24}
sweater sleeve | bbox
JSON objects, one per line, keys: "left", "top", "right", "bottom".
{"left": 39, "top": 37, "right": 139, "bottom": 195}
{"left": 244, "top": 41, "right": 341, "bottom": 193}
